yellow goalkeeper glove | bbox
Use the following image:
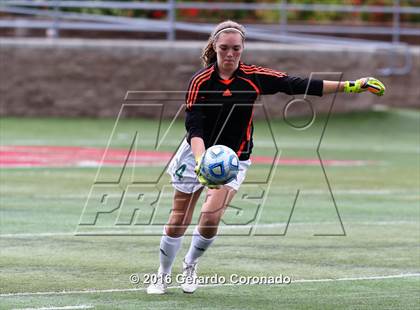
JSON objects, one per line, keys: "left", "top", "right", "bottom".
{"left": 194, "top": 154, "right": 220, "bottom": 189}
{"left": 344, "top": 77, "right": 385, "bottom": 96}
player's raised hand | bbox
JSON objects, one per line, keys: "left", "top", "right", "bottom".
{"left": 344, "top": 77, "right": 385, "bottom": 96}
{"left": 194, "top": 155, "right": 220, "bottom": 189}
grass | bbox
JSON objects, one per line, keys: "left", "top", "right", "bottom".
{"left": 0, "top": 109, "right": 419, "bottom": 309}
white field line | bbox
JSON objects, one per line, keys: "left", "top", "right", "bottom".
{"left": 0, "top": 232, "right": 75, "bottom": 238}
{"left": 1, "top": 273, "right": 419, "bottom": 298}
{"left": 12, "top": 305, "right": 93, "bottom": 310}
{"left": 1, "top": 189, "right": 418, "bottom": 199}
{"left": 0, "top": 220, "right": 418, "bottom": 238}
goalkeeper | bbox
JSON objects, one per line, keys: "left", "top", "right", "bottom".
{"left": 147, "top": 20, "right": 385, "bottom": 295}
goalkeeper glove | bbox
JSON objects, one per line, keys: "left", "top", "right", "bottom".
{"left": 344, "top": 77, "right": 385, "bottom": 96}
{"left": 194, "top": 154, "right": 220, "bottom": 189}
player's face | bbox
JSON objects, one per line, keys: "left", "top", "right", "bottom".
{"left": 214, "top": 32, "right": 243, "bottom": 73}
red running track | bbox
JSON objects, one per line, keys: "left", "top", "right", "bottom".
{"left": 0, "top": 146, "right": 370, "bottom": 168}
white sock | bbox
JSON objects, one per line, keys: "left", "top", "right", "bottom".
{"left": 184, "top": 226, "right": 216, "bottom": 265}
{"left": 159, "top": 227, "right": 184, "bottom": 274}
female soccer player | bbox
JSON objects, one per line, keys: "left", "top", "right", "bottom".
{"left": 147, "top": 20, "right": 385, "bottom": 294}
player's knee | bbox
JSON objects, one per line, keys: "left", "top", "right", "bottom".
{"left": 166, "top": 215, "right": 191, "bottom": 237}
{"left": 168, "top": 210, "right": 192, "bottom": 225}
{"left": 199, "top": 214, "right": 220, "bottom": 230}
{"left": 198, "top": 224, "right": 218, "bottom": 239}
{"left": 165, "top": 223, "right": 187, "bottom": 238}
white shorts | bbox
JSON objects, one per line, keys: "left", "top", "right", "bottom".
{"left": 167, "top": 139, "right": 251, "bottom": 194}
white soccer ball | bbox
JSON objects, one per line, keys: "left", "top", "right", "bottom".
{"left": 199, "top": 145, "right": 239, "bottom": 185}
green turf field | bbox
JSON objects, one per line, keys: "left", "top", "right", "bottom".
{"left": 1, "top": 109, "right": 419, "bottom": 309}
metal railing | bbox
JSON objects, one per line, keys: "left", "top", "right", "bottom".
{"left": 1, "top": 0, "right": 418, "bottom": 75}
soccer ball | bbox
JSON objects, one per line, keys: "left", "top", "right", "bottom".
{"left": 199, "top": 145, "right": 239, "bottom": 185}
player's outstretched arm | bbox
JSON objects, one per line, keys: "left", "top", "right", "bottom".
{"left": 323, "top": 77, "right": 386, "bottom": 96}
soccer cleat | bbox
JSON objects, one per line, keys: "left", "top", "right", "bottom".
{"left": 181, "top": 259, "right": 199, "bottom": 293}
{"left": 146, "top": 271, "right": 170, "bottom": 295}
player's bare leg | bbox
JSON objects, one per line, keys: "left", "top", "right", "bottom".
{"left": 166, "top": 188, "right": 204, "bottom": 237}
{"left": 181, "top": 186, "right": 237, "bottom": 293}
{"left": 147, "top": 188, "right": 203, "bottom": 295}
{"left": 197, "top": 186, "right": 237, "bottom": 238}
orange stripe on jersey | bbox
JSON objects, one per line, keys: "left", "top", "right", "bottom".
{"left": 240, "top": 64, "right": 287, "bottom": 77}
{"left": 187, "top": 67, "right": 214, "bottom": 108}
{"left": 241, "top": 63, "right": 285, "bottom": 74}
{"left": 237, "top": 107, "right": 255, "bottom": 158}
{"left": 189, "top": 69, "right": 214, "bottom": 108}
{"left": 245, "top": 109, "right": 254, "bottom": 140}
{"left": 238, "top": 76, "right": 260, "bottom": 95}
{"left": 240, "top": 68, "right": 283, "bottom": 78}
{"left": 187, "top": 67, "right": 213, "bottom": 107}
{"left": 237, "top": 139, "right": 247, "bottom": 158}
{"left": 241, "top": 67, "right": 286, "bottom": 78}
{"left": 247, "top": 71, "right": 284, "bottom": 78}
{"left": 189, "top": 69, "right": 213, "bottom": 108}
{"left": 186, "top": 67, "right": 212, "bottom": 105}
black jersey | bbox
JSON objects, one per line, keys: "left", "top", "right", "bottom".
{"left": 185, "top": 62, "right": 323, "bottom": 160}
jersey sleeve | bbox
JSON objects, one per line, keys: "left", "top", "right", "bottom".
{"left": 185, "top": 76, "right": 205, "bottom": 142}
{"left": 253, "top": 68, "right": 323, "bottom": 96}
{"left": 184, "top": 66, "right": 214, "bottom": 142}
{"left": 185, "top": 105, "right": 204, "bottom": 142}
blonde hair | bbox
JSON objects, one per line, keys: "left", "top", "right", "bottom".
{"left": 201, "top": 20, "right": 246, "bottom": 67}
